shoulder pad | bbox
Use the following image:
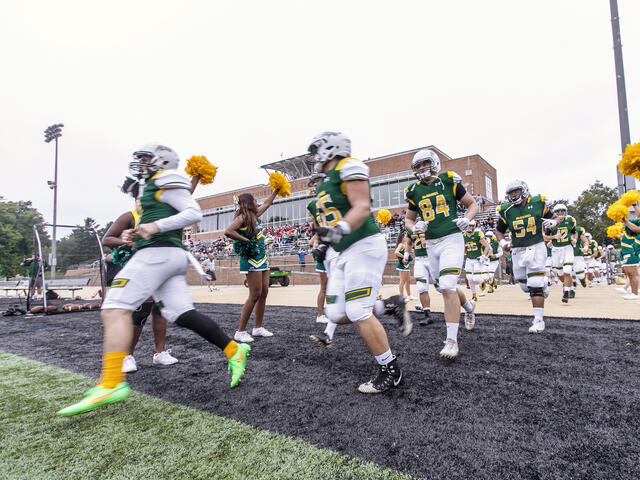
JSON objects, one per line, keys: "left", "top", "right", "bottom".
{"left": 338, "top": 159, "right": 369, "bottom": 181}
{"left": 153, "top": 171, "right": 191, "bottom": 190}
{"left": 447, "top": 171, "right": 462, "bottom": 184}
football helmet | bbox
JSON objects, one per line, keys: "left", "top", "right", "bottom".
{"left": 485, "top": 230, "right": 494, "bottom": 238}
{"left": 584, "top": 232, "right": 592, "bottom": 241}
{"left": 307, "top": 131, "right": 351, "bottom": 167}
{"left": 505, "top": 180, "right": 530, "bottom": 206}
{"left": 466, "top": 219, "right": 477, "bottom": 233}
{"left": 412, "top": 149, "right": 440, "bottom": 181}
{"left": 553, "top": 203, "right": 567, "bottom": 220}
{"left": 129, "top": 143, "right": 180, "bottom": 179}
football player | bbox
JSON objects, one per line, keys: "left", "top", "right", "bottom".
{"left": 404, "top": 149, "right": 479, "bottom": 358}
{"left": 484, "top": 231, "right": 503, "bottom": 293}
{"left": 463, "top": 221, "right": 492, "bottom": 302}
{"left": 58, "top": 144, "right": 251, "bottom": 416}
{"left": 306, "top": 172, "right": 331, "bottom": 325}
{"left": 569, "top": 224, "right": 589, "bottom": 297}
{"left": 495, "top": 180, "right": 555, "bottom": 333}
{"left": 546, "top": 204, "right": 577, "bottom": 303}
{"left": 408, "top": 226, "right": 433, "bottom": 325}
{"left": 306, "top": 131, "right": 411, "bottom": 393}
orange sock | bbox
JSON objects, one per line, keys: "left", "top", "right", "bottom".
{"left": 223, "top": 341, "right": 238, "bottom": 359}
{"left": 98, "top": 351, "right": 126, "bottom": 389}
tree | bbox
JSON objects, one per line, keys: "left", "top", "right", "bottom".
{"left": 0, "top": 197, "right": 50, "bottom": 277}
{"left": 56, "top": 218, "right": 104, "bottom": 270}
{"left": 568, "top": 181, "right": 618, "bottom": 246}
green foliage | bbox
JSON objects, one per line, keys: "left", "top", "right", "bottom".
{"left": 55, "top": 218, "right": 104, "bottom": 270}
{"left": 566, "top": 181, "right": 619, "bottom": 247}
{"left": 0, "top": 351, "right": 413, "bottom": 480}
{"left": 0, "top": 197, "right": 50, "bottom": 277}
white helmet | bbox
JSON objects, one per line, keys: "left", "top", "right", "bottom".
{"left": 412, "top": 149, "right": 440, "bottom": 181}
{"left": 466, "top": 219, "right": 477, "bottom": 233}
{"left": 505, "top": 180, "right": 530, "bottom": 206}
{"left": 553, "top": 203, "right": 568, "bottom": 218}
{"left": 585, "top": 232, "right": 592, "bottom": 241}
{"left": 485, "top": 230, "right": 494, "bottom": 238}
{"left": 307, "top": 131, "right": 351, "bottom": 166}
{"left": 129, "top": 143, "right": 180, "bottom": 179}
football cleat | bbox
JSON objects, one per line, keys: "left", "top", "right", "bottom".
{"left": 358, "top": 359, "right": 403, "bottom": 394}
{"left": 464, "top": 300, "right": 476, "bottom": 330}
{"left": 310, "top": 333, "right": 333, "bottom": 348}
{"left": 493, "top": 278, "right": 498, "bottom": 289}
{"left": 440, "top": 338, "right": 459, "bottom": 359}
{"left": 414, "top": 304, "right": 423, "bottom": 312}
{"left": 472, "top": 293, "right": 478, "bottom": 302}
{"left": 561, "top": 291, "right": 569, "bottom": 303}
{"left": 228, "top": 343, "right": 251, "bottom": 388}
{"left": 488, "top": 283, "right": 494, "bottom": 294}
{"left": 580, "top": 278, "right": 587, "bottom": 288}
{"left": 419, "top": 309, "right": 433, "bottom": 326}
{"left": 528, "top": 320, "right": 545, "bottom": 334}
{"left": 57, "top": 382, "right": 131, "bottom": 416}
{"left": 569, "top": 290, "right": 576, "bottom": 299}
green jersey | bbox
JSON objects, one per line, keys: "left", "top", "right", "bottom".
{"left": 404, "top": 171, "right": 464, "bottom": 240}
{"left": 136, "top": 171, "right": 191, "bottom": 249}
{"left": 497, "top": 195, "right": 549, "bottom": 248}
{"left": 489, "top": 238, "right": 500, "bottom": 260}
{"left": 550, "top": 216, "right": 577, "bottom": 247}
{"left": 464, "top": 230, "right": 485, "bottom": 259}
{"left": 307, "top": 199, "right": 320, "bottom": 225}
{"left": 409, "top": 231, "right": 427, "bottom": 257}
{"left": 314, "top": 158, "right": 379, "bottom": 252}
{"left": 573, "top": 226, "right": 586, "bottom": 256}
{"left": 586, "top": 240, "right": 598, "bottom": 257}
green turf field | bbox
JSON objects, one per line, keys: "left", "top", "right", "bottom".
{"left": 0, "top": 351, "right": 413, "bottom": 480}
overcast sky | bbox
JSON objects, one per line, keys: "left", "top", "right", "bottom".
{"left": 1, "top": 1, "right": 638, "bottom": 237}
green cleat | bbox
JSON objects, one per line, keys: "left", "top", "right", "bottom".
{"left": 228, "top": 343, "right": 251, "bottom": 388}
{"left": 57, "top": 382, "right": 131, "bottom": 416}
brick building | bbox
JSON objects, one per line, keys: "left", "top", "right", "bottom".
{"left": 190, "top": 145, "right": 498, "bottom": 242}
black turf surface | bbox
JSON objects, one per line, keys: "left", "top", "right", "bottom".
{"left": 1, "top": 297, "right": 639, "bottom": 480}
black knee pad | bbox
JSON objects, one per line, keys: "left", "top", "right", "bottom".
{"left": 529, "top": 287, "right": 544, "bottom": 298}
{"left": 132, "top": 301, "right": 154, "bottom": 326}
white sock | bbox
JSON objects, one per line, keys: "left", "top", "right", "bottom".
{"left": 462, "top": 300, "right": 474, "bottom": 312}
{"left": 374, "top": 299, "right": 385, "bottom": 317}
{"left": 446, "top": 322, "right": 459, "bottom": 341}
{"left": 375, "top": 349, "right": 395, "bottom": 366}
{"left": 323, "top": 321, "right": 337, "bottom": 339}
{"left": 470, "top": 282, "right": 476, "bottom": 294}
{"left": 563, "top": 286, "right": 570, "bottom": 292}
{"left": 533, "top": 307, "right": 544, "bottom": 322}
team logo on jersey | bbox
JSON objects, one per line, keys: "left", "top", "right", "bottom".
{"left": 111, "top": 278, "right": 129, "bottom": 288}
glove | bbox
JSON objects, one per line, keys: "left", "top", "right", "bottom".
{"left": 413, "top": 220, "right": 428, "bottom": 233}
{"left": 480, "top": 255, "right": 490, "bottom": 266}
{"left": 542, "top": 218, "right": 557, "bottom": 229}
{"left": 315, "top": 221, "right": 351, "bottom": 245}
{"left": 453, "top": 217, "right": 470, "bottom": 231}
{"left": 313, "top": 243, "right": 328, "bottom": 263}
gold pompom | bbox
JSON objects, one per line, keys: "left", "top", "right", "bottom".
{"left": 607, "top": 222, "right": 624, "bottom": 238}
{"left": 606, "top": 201, "right": 629, "bottom": 222}
{"left": 269, "top": 172, "right": 291, "bottom": 198}
{"left": 376, "top": 209, "right": 391, "bottom": 225}
{"left": 620, "top": 189, "right": 640, "bottom": 207}
{"left": 618, "top": 142, "right": 640, "bottom": 180}
{"left": 185, "top": 155, "right": 218, "bottom": 185}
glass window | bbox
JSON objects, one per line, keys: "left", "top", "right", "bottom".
{"left": 485, "top": 175, "right": 493, "bottom": 201}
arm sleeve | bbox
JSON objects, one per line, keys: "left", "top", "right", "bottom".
{"left": 155, "top": 188, "right": 203, "bottom": 232}
{"left": 542, "top": 209, "right": 554, "bottom": 219}
{"left": 454, "top": 183, "right": 467, "bottom": 201}
{"left": 496, "top": 217, "right": 508, "bottom": 234}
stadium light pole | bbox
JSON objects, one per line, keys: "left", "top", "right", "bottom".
{"left": 44, "top": 123, "right": 64, "bottom": 280}
{"left": 609, "top": 0, "right": 635, "bottom": 196}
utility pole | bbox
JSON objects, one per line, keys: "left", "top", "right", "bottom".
{"left": 609, "top": 0, "right": 635, "bottom": 196}
{"left": 44, "top": 123, "right": 64, "bottom": 279}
